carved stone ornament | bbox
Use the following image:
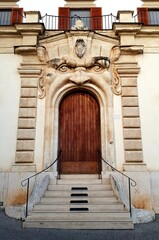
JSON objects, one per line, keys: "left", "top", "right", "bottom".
{"left": 110, "top": 46, "right": 122, "bottom": 95}
{"left": 38, "top": 55, "right": 111, "bottom": 99}
{"left": 71, "top": 19, "right": 88, "bottom": 30}
{"left": 75, "top": 39, "right": 86, "bottom": 58}
{"left": 37, "top": 46, "right": 47, "bottom": 62}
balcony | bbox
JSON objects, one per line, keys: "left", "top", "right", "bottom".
{"left": 0, "top": 9, "right": 159, "bottom": 30}
{"left": 41, "top": 13, "right": 117, "bottom": 30}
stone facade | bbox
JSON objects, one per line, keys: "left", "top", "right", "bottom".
{"left": 0, "top": 0, "right": 159, "bottom": 214}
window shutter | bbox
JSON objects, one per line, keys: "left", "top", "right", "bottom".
{"left": 58, "top": 7, "right": 70, "bottom": 30}
{"left": 137, "top": 8, "right": 149, "bottom": 25}
{"left": 90, "top": 7, "right": 102, "bottom": 30}
{"left": 11, "top": 8, "right": 23, "bottom": 24}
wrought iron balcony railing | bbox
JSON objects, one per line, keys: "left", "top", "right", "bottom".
{"left": 40, "top": 13, "right": 117, "bottom": 30}
{"left": 0, "top": 11, "right": 159, "bottom": 30}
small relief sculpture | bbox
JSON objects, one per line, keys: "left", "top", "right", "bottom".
{"left": 71, "top": 19, "right": 88, "bottom": 30}
{"left": 75, "top": 39, "right": 86, "bottom": 58}
{"left": 110, "top": 46, "right": 122, "bottom": 95}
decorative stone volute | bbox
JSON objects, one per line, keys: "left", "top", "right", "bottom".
{"left": 110, "top": 46, "right": 122, "bottom": 95}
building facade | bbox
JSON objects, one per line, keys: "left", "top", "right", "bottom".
{"left": 0, "top": 0, "right": 159, "bottom": 221}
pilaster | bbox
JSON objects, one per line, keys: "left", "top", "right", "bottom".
{"left": 114, "top": 47, "right": 147, "bottom": 171}
{"left": 13, "top": 65, "right": 41, "bottom": 171}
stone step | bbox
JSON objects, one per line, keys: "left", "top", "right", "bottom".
{"left": 26, "top": 211, "right": 131, "bottom": 221}
{"left": 40, "top": 197, "right": 119, "bottom": 204}
{"left": 48, "top": 184, "right": 111, "bottom": 191}
{"left": 23, "top": 175, "right": 133, "bottom": 230}
{"left": 55, "top": 179, "right": 103, "bottom": 185}
{"left": 33, "top": 204, "right": 125, "bottom": 212}
{"left": 44, "top": 190, "right": 114, "bottom": 198}
{"left": 59, "top": 174, "right": 100, "bottom": 179}
{"left": 23, "top": 220, "right": 134, "bottom": 229}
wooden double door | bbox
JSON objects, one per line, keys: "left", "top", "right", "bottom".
{"left": 59, "top": 91, "right": 101, "bottom": 174}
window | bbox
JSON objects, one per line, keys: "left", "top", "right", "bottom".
{"left": 58, "top": 7, "right": 102, "bottom": 30}
{"left": 148, "top": 9, "right": 159, "bottom": 25}
{"left": 0, "top": 8, "right": 23, "bottom": 26}
{"left": 0, "top": 10, "right": 11, "bottom": 25}
{"left": 138, "top": 8, "right": 159, "bottom": 25}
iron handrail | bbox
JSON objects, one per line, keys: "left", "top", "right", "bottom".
{"left": 98, "top": 152, "right": 136, "bottom": 216}
{"left": 21, "top": 149, "right": 62, "bottom": 218}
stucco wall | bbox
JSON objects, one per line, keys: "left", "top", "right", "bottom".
{"left": 137, "top": 53, "right": 159, "bottom": 171}
{"left": 0, "top": 54, "right": 21, "bottom": 171}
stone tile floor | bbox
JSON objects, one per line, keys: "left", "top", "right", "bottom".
{"left": 0, "top": 208, "right": 159, "bottom": 240}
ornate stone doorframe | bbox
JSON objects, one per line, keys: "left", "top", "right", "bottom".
{"left": 40, "top": 60, "right": 114, "bottom": 175}
{"left": 13, "top": 37, "right": 146, "bottom": 174}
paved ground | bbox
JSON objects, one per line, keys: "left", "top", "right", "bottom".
{"left": 0, "top": 208, "right": 159, "bottom": 240}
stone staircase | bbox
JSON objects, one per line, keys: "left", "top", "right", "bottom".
{"left": 23, "top": 174, "right": 134, "bottom": 229}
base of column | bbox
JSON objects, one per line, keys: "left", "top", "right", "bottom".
{"left": 123, "top": 163, "right": 147, "bottom": 172}
{"left": 11, "top": 164, "right": 36, "bottom": 172}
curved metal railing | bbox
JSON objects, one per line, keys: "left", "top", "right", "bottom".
{"left": 21, "top": 149, "right": 61, "bottom": 218}
{"left": 98, "top": 151, "right": 136, "bottom": 216}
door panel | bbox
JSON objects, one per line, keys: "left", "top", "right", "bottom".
{"left": 59, "top": 91, "right": 100, "bottom": 174}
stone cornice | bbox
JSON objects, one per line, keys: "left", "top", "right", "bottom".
{"left": 39, "top": 32, "right": 67, "bottom": 44}
{"left": 14, "top": 45, "right": 37, "bottom": 55}
{"left": 15, "top": 23, "right": 44, "bottom": 35}
{"left": 113, "top": 22, "right": 159, "bottom": 36}
{"left": 115, "top": 62, "right": 140, "bottom": 76}
{"left": 18, "top": 67, "right": 41, "bottom": 76}
{"left": 139, "top": 26, "right": 159, "bottom": 35}
{"left": 113, "top": 23, "right": 142, "bottom": 35}
{"left": 0, "top": 23, "right": 44, "bottom": 37}
{"left": 40, "top": 31, "right": 118, "bottom": 45}
{"left": 120, "top": 45, "right": 144, "bottom": 55}
{"left": 0, "top": 26, "right": 19, "bottom": 35}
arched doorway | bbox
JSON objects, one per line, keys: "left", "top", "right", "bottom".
{"left": 59, "top": 90, "right": 101, "bottom": 174}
